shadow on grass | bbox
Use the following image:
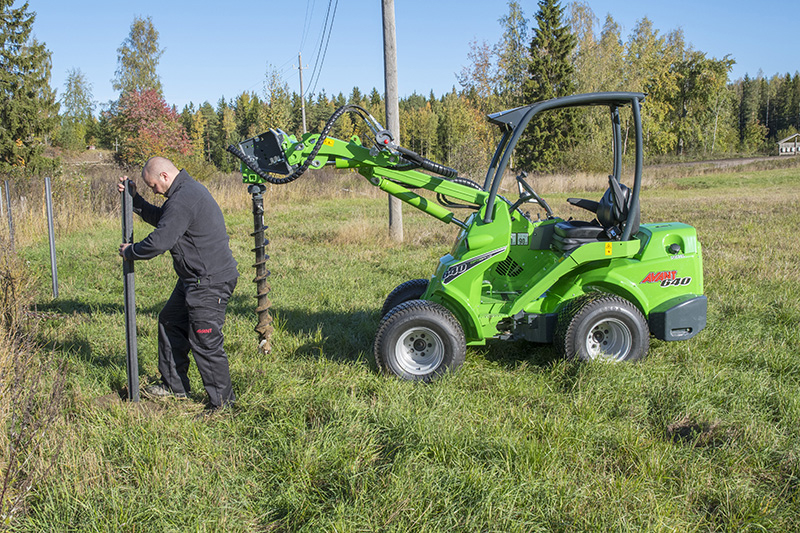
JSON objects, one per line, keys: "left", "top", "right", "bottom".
{"left": 482, "top": 338, "right": 563, "bottom": 370}
{"left": 38, "top": 330, "right": 147, "bottom": 372}
{"left": 269, "top": 303, "right": 566, "bottom": 374}
{"left": 272, "top": 306, "right": 378, "bottom": 367}
{"left": 38, "top": 294, "right": 565, "bottom": 377}
{"left": 32, "top": 298, "right": 123, "bottom": 316}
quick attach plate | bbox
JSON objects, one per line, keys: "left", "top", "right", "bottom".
{"left": 239, "top": 129, "right": 293, "bottom": 183}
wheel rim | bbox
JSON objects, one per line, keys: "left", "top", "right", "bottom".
{"left": 395, "top": 326, "right": 445, "bottom": 376}
{"left": 584, "top": 317, "right": 632, "bottom": 361}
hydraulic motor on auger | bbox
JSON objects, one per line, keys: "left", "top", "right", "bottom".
{"left": 227, "top": 92, "right": 707, "bottom": 381}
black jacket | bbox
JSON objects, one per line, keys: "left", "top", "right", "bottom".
{"left": 125, "top": 169, "right": 238, "bottom": 284}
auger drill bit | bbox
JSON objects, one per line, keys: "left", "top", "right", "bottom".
{"left": 249, "top": 184, "right": 273, "bottom": 353}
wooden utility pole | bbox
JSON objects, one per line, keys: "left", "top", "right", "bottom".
{"left": 382, "top": 0, "right": 403, "bottom": 242}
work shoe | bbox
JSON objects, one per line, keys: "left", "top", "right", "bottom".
{"left": 142, "top": 383, "right": 188, "bottom": 399}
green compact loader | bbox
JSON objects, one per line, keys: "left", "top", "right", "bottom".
{"left": 228, "top": 92, "right": 706, "bottom": 381}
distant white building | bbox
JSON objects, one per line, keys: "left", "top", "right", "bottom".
{"left": 778, "top": 133, "right": 800, "bottom": 155}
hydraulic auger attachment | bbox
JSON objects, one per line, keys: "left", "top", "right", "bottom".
{"left": 226, "top": 105, "right": 477, "bottom": 355}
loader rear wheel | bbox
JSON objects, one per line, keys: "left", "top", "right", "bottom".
{"left": 556, "top": 293, "right": 649, "bottom": 362}
{"left": 380, "top": 279, "right": 429, "bottom": 317}
{"left": 374, "top": 300, "right": 465, "bottom": 381}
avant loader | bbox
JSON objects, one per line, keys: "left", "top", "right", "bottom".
{"left": 228, "top": 92, "right": 706, "bottom": 381}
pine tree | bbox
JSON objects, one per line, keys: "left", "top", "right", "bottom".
{"left": 212, "top": 98, "right": 238, "bottom": 171}
{"left": 792, "top": 73, "right": 800, "bottom": 132}
{"left": 773, "top": 73, "right": 795, "bottom": 138}
{"left": 198, "top": 101, "right": 219, "bottom": 162}
{"left": 0, "top": 0, "right": 59, "bottom": 173}
{"left": 516, "top": 0, "right": 577, "bottom": 172}
{"left": 112, "top": 16, "right": 163, "bottom": 95}
{"left": 738, "top": 74, "right": 760, "bottom": 144}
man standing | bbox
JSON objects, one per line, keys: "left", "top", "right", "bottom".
{"left": 119, "top": 157, "right": 239, "bottom": 413}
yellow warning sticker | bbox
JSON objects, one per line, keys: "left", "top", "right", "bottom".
{"left": 605, "top": 242, "right": 613, "bottom": 255}
{"left": 323, "top": 137, "right": 335, "bottom": 147}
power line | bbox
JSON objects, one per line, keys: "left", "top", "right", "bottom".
{"left": 305, "top": 0, "right": 334, "bottom": 97}
{"left": 306, "top": 0, "right": 339, "bottom": 98}
{"left": 299, "top": 0, "right": 317, "bottom": 52}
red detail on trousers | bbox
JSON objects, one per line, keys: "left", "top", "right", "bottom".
{"left": 196, "top": 328, "right": 213, "bottom": 334}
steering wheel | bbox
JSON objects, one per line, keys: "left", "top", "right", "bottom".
{"left": 512, "top": 172, "right": 553, "bottom": 218}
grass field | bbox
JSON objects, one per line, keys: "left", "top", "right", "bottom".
{"left": 4, "top": 161, "right": 800, "bottom": 531}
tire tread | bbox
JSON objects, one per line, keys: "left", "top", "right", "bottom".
{"left": 555, "top": 292, "right": 648, "bottom": 362}
{"left": 374, "top": 300, "right": 465, "bottom": 381}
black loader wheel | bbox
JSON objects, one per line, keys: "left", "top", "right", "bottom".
{"left": 380, "top": 278, "right": 429, "bottom": 317}
{"left": 556, "top": 293, "right": 649, "bottom": 362}
{"left": 374, "top": 300, "right": 466, "bottom": 382}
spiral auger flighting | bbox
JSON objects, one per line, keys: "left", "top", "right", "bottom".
{"left": 249, "top": 184, "right": 273, "bottom": 353}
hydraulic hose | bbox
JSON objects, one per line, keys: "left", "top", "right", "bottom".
{"left": 395, "top": 146, "right": 458, "bottom": 178}
{"left": 436, "top": 176, "right": 483, "bottom": 210}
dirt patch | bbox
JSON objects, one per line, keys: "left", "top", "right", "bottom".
{"left": 90, "top": 390, "right": 169, "bottom": 415}
{"left": 666, "top": 415, "right": 733, "bottom": 447}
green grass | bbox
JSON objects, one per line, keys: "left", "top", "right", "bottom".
{"left": 10, "top": 167, "right": 800, "bottom": 531}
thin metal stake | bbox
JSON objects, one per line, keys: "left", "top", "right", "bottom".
{"left": 4, "top": 180, "right": 13, "bottom": 252}
{"left": 121, "top": 181, "right": 140, "bottom": 402}
{"left": 45, "top": 177, "right": 58, "bottom": 298}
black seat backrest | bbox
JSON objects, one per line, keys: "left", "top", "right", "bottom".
{"left": 596, "top": 176, "right": 639, "bottom": 235}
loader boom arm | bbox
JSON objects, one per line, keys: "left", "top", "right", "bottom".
{"left": 228, "top": 106, "right": 489, "bottom": 227}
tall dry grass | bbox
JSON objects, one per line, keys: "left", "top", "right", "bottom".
{"left": 0, "top": 242, "right": 67, "bottom": 528}
{"left": 4, "top": 148, "right": 798, "bottom": 252}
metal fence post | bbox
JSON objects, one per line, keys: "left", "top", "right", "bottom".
{"left": 121, "top": 180, "right": 140, "bottom": 402}
{"left": 45, "top": 177, "right": 58, "bottom": 298}
{"left": 4, "top": 180, "right": 13, "bottom": 252}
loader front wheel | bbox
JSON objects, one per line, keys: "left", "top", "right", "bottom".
{"left": 556, "top": 293, "right": 649, "bottom": 363}
{"left": 380, "top": 279, "right": 429, "bottom": 317}
{"left": 374, "top": 300, "right": 465, "bottom": 381}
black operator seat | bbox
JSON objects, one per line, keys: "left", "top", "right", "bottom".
{"left": 551, "top": 176, "right": 640, "bottom": 254}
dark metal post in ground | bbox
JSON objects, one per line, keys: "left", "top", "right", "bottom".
{"left": 121, "top": 181, "right": 140, "bottom": 402}
{"left": 249, "top": 184, "right": 273, "bottom": 353}
{"left": 44, "top": 177, "right": 58, "bottom": 299}
{"left": 4, "top": 180, "right": 13, "bottom": 252}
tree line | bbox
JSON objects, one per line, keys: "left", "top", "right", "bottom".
{"left": 2, "top": 0, "right": 799, "bottom": 179}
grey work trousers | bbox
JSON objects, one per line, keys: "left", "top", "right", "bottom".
{"left": 158, "top": 277, "right": 237, "bottom": 407}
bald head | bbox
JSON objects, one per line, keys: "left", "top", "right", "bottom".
{"left": 143, "top": 156, "right": 179, "bottom": 180}
{"left": 141, "top": 157, "right": 180, "bottom": 196}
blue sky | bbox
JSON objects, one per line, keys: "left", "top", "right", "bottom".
{"left": 28, "top": 0, "right": 799, "bottom": 112}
